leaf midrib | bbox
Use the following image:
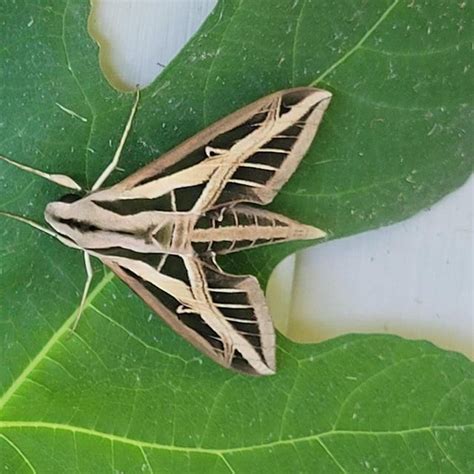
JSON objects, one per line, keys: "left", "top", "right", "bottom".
{"left": 0, "top": 420, "right": 470, "bottom": 455}
{"left": 0, "top": 271, "right": 115, "bottom": 411}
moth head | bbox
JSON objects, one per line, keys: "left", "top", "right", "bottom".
{"left": 44, "top": 195, "right": 90, "bottom": 245}
{"left": 45, "top": 193, "right": 78, "bottom": 221}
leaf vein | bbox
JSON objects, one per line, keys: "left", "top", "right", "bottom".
{"left": 89, "top": 303, "right": 189, "bottom": 364}
{"left": 0, "top": 421, "right": 471, "bottom": 455}
{"left": 202, "top": 0, "right": 243, "bottom": 126}
{"left": 311, "top": 0, "right": 401, "bottom": 85}
{"left": 316, "top": 437, "right": 347, "bottom": 473}
{"left": 0, "top": 272, "right": 115, "bottom": 412}
{"left": 60, "top": 0, "right": 95, "bottom": 184}
{"left": 0, "top": 433, "right": 37, "bottom": 473}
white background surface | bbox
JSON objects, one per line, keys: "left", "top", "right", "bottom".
{"left": 90, "top": 0, "right": 473, "bottom": 358}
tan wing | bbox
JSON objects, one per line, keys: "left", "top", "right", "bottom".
{"left": 90, "top": 87, "right": 331, "bottom": 215}
{"left": 100, "top": 251, "right": 275, "bottom": 376}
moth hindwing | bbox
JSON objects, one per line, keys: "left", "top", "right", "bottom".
{"left": 3, "top": 87, "right": 332, "bottom": 376}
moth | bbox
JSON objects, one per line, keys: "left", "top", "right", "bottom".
{"left": 0, "top": 87, "right": 331, "bottom": 376}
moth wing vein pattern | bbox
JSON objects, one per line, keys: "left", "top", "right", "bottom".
{"left": 1, "top": 87, "right": 332, "bottom": 376}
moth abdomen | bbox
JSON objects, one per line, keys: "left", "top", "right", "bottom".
{"left": 191, "top": 204, "right": 326, "bottom": 255}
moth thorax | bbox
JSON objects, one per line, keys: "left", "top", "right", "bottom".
{"left": 44, "top": 199, "right": 88, "bottom": 243}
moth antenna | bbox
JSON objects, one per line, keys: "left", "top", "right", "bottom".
{"left": 2, "top": 211, "right": 93, "bottom": 330}
{"left": 71, "top": 252, "right": 93, "bottom": 331}
{"left": 91, "top": 89, "right": 140, "bottom": 191}
{"left": 0, "top": 211, "right": 81, "bottom": 250}
{"left": 0, "top": 210, "right": 60, "bottom": 239}
{"left": 0, "top": 155, "right": 82, "bottom": 191}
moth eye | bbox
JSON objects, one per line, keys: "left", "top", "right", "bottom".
{"left": 59, "top": 193, "right": 81, "bottom": 204}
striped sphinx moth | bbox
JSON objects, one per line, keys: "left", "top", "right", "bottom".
{"left": 0, "top": 87, "right": 331, "bottom": 376}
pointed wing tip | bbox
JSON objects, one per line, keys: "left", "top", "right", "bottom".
{"left": 264, "top": 364, "right": 277, "bottom": 376}
{"left": 259, "top": 368, "right": 276, "bottom": 377}
{"left": 304, "top": 86, "right": 332, "bottom": 102}
{"left": 261, "top": 356, "right": 276, "bottom": 376}
{"left": 299, "top": 224, "right": 327, "bottom": 240}
{"left": 286, "top": 86, "right": 332, "bottom": 104}
{"left": 309, "top": 226, "right": 327, "bottom": 239}
{"left": 233, "top": 362, "right": 276, "bottom": 377}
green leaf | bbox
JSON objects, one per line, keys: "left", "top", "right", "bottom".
{"left": 1, "top": 299, "right": 473, "bottom": 473}
{"left": 0, "top": 0, "right": 472, "bottom": 472}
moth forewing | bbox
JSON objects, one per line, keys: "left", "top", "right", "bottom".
{"left": 2, "top": 87, "right": 331, "bottom": 376}
{"left": 107, "top": 87, "right": 332, "bottom": 195}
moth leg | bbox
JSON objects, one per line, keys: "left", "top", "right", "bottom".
{"left": 71, "top": 252, "right": 93, "bottom": 331}
{"left": 0, "top": 155, "right": 82, "bottom": 191}
{"left": 91, "top": 90, "right": 140, "bottom": 191}
{"left": 176, "top": 304, "right": 194, "bottom": 314}
{"left": 208, "top": 251, "right": 223, "bottom": 273}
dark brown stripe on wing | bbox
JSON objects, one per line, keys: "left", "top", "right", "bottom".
{"left": 231, "top": 349, "right": 256, "bottom": 374}
{"left": 93, "top": 247, "right": 164, "bottom": 267}
{"left": 160, "top": 254, "right": 191, "bottom": 286}
{"left": 118, "top": 265, "right": 224, "bottom": 352}
{"left": 136, "top": 147, "right": 207, "bottom": 186}
{"left": 93, "top": 196, "right": 173, "bottom": 214}
{"left": 201, "top": 263, "right": 265, "bottom": 359}
{"left": 173, "top": 184, "right": 206, "bottom": 211}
